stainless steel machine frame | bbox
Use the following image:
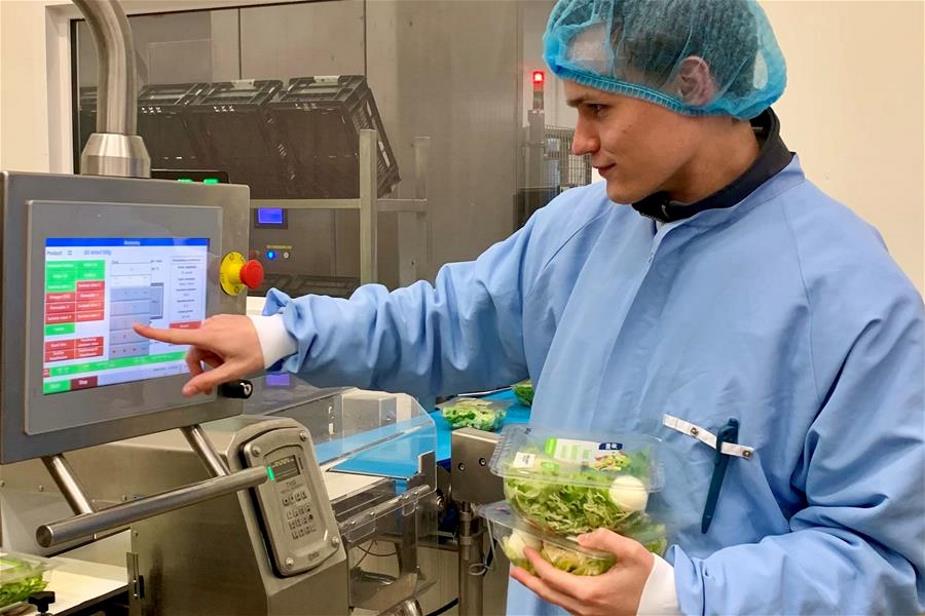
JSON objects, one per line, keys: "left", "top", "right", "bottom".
{"left": 450, "top": 428, "right": 508, "bottom": 616}
{"left": 242, "top": 381, "right": 441, "bottom": 615}
{"left": 3, "top": 418, "right": 354, "bottom": 614}
{"left": 1, "top": 2, "right": 440, "bottom": 614}
{"left": 103, "top": 417, "right": 351, "bottom": 615}
{"left": 251, "top": 131, "right": 431, "bottom": 287}
{"left": 0, "top": 0, "right": 270, "bottom": 563}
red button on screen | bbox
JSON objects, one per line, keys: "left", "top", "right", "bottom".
{"left": 71, "top": 376, "right": 99, "bottom": 390}
{"left": 76, "top": 310, "right": 104, "bottom": 322}
{"left": 46, "top": 312, "right": 75, "bottom": 324}
{"left": 169, "top": 321, "right": 201, "bottom": 330}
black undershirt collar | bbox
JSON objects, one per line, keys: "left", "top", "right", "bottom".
{"left": 631, "top": 108, "right": 794, "bottom": 224}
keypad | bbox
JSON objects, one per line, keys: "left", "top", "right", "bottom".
{"left": 281, "top": 485, "right": 317, "bottom": 540}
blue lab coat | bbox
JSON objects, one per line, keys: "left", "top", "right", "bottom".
{"left": 266, "top": 156, "right": 924, "bottom": 614}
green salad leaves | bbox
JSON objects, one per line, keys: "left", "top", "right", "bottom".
{"left": 441, "top": 398, "right": 506, "bottom": 431}
{"left": 500, "top": 530, "right": 615, "bottom": 576}
{"left": 0, "top": 555, "right": 49, "bottom": 609}
{"left": 503, "top": 450, "right": 667, "bottom": 553}
{"left": 511, "top": 381, "right": 534, "bottom": 407}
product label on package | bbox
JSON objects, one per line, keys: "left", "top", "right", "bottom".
{"left": 544, "top": 438, "right": 623, "bottom": 463}
{"left": 512, "top": 452, "right": 537, "bottom": 469}
{"left": 512, "top": 451, "right": 562, "bottom": 473}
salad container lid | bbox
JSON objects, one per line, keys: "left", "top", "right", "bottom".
{"left": 0, "top": 552, "right": 54, "bottom": 585}
{"left": 489, "top": 424, "right": 664, "bottom": 491}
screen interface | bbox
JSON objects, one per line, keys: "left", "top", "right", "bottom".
{"left": 270, "top": 455, "right": 301, "bottom": 482}
{"left": 42, "top": 238, "right": 208, "bottom": 395}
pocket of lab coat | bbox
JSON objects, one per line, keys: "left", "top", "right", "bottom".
{"left": 652, "top": 414, "right": 789, "bottom": 553}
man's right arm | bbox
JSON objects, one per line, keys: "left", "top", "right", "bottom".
{"left": 135, "top": 186, "right": 600, "bottom": 399}
{"left": 251, "top": 210, "right": 551, "bottom": 400}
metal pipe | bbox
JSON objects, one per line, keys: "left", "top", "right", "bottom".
{"left": 251, "top": 198, "right": 361, "bottom": 211}
{"left": 457, "top": 501, "right": 484, "bottom": 616}
{"left": 358, "top": 129, "right": 378, "bottom": 284}
{"left": 37, "top": 466, "right": 268, "bottom": 547}
{"left": 397, "top": 599, "right": 424, "bottom": 616}
{"left": 42, "top": 455, "right": 95, "bottom": 515}
{"left": 72, "top": 0, "right": 150, "bottom": 177}
{"left": 72, "top": 0, "right": 135, "bottom": 135}
{"left": 413, "top": 136, "right": 432, "bottom": 269}
{"left": 181, "top": 425, "right": 230, "bottom": 477}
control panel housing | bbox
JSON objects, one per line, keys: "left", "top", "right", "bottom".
{"left": 242, "top": 425, "right": 340, "bottom": 576}
{"left": 1, "top": 171, "right": 250, "bottom": 463}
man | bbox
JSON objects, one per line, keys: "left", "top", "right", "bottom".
{"left": 137, "top": 0, "right": 925, "bottom": 613}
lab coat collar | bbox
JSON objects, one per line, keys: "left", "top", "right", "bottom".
{"left": 632, "top": 108, "right": 794, "bottom": 224}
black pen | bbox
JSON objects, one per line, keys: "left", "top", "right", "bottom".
{"left": 701, "top": 418, "right": 739, "bottom": 534}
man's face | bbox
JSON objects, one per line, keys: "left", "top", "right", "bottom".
{"left": 565, "top": 81, "right": 705, "bottom": 204}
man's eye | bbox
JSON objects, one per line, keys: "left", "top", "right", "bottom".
{"left": 587, "top": 104, "right": 607, "bottom": 116}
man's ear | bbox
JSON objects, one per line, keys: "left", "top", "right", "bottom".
{"left": 676, "top": 56, "right": 717, "bottom": 106}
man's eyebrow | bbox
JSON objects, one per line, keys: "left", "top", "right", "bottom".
{"left": 565, "top": 95, "right": 588, "bottom": 108}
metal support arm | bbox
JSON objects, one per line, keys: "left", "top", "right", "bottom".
{"left": 181, "top": 424, "right": 230, "bottom": 477}
{"left": 37, "top": 465, "right": 267, "bottom": 547}
{"left": 457, "top": 502, "right": 485, "bottom": 616}
{"left": 42, "top": 454, "right": 96, "bottom": 515}
{"left": 36, "top": 423, "right": 260, "bottom": 547}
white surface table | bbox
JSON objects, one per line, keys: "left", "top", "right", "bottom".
{"left": 44, "top": 557, "right": 126, "bottom": 615}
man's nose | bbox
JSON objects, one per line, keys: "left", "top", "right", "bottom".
{"left": 571, "top": 118, "right": 600, "bottom": 156}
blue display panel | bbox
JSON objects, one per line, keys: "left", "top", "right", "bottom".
{"left": 256, "top": 208, "right": 286, "bottom": 226}
{"left": 42, "top": 237, "right": 209, "bottom": 395}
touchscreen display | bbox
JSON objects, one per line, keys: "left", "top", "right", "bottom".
{"left": 42, "top": 237, "right": 208, "bottom": 395}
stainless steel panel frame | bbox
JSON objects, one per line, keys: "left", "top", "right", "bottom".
{"left": 450, "top": 428, "right": 504, "bottom": 505}
{"left": 89, "top": 417, "right": 350, "bottom": 615}
{"left": 0, "top": 171, "right": 250, "bottom": 463}
{"left": 250, "top": 130, "right": 431, "bottom": 287}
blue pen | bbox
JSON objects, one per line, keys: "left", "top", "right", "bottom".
{"left": 701, "top": 418, "right": 740, "bottom": 534}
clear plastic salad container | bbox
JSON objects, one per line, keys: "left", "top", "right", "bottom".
{"left": 0, "top": 552, "right": 54, "bottom": 610}
{"left": 480, "top": 501, "right": 615, "bottom": 576}
{"left": 511, "top": 380, "right": 534, "bottom": 407}
{"left": 438, "top": 397, "right": 509, "bottom": 432}
{"left": 490, "top": 424, "right": 667, "bottom": 553}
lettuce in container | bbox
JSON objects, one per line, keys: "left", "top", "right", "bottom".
{"left": 0, "top": 552, "right": 53, "bottom": 610}
{"left": 511, "top": 380, "right": 534, "bottom": 407}
{"left": 438, "top": 397, "right": 508, "bottom": 432}
{"left": 490, "top": 425, "right": 668, "bottom": 554}
{"left": 480, "top": 501, "right": 615, "bottom": 576}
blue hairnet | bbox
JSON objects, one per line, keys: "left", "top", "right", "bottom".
{"left": 543, "top": 0, "right": 787, "bottom": 119}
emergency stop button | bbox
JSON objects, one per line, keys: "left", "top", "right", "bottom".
{"left": 220, "top": 251, "right": 265, "bottom": 296}
{"left": 239, "top": 259, "right": 264, "bottom": 289}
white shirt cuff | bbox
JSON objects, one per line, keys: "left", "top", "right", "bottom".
{"left": 637, "top": 554, "right": 681, "bottom": 615}
{"left": 247, "top": 314, "right": 297, "bottom": 369}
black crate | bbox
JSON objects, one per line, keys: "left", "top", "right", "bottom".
{"left": 268, "top": 75, "right": 400, "bottom": 199}
{"left": 77, "top": 83, "right": 212, "bottom": 170}
{"left": 185, "top": 80, "right": 291, "bottom": 197}
{"left": 75, "top": 77, "right": 400, "bottom": 201}
{"left": 138, "top": 83, "right": 211, "bottom": 169}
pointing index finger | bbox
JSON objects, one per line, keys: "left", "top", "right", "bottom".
{"left": 133, "top": 322, "right": 202, "bottom": 346}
